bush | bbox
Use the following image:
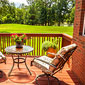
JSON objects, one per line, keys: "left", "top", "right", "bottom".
{"left": 42, "top": 41, "right": 57, "bottom": 51}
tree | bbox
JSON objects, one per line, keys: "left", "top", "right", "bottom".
{"left": 55, "top": 0, "right": 70, "bottom": 26}
{"left": 66, "top": 6, "right": 75, "bottom": 25}
{"left": 47, "top": 6, "right": 56, "bottom": 26}
{"left": 15, "top": 8, "right": 23, "bottom": 24}
{"left": 39, "top": 6, "right": 47, "bottom": 25}
{"left": 28, "top": 3, "right": 37, "bottom": 25}
{"left": 0, "top": 0, "right": 9, "bottom": 23}
{"left": 8, "top": 2, "right": 16, "bottom": 23}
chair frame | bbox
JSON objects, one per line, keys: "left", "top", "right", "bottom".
{"left": 0, "top": 59, "right": 6, "bottom": 64}
{"left": 0, "top": 70, "right": 3, "bottom": 78}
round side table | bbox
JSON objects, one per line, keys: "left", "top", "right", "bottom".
{"left": 5, "top": 45, "right": 33, "bottom": 76}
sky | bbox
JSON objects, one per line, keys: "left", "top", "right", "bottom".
{"left": 8, "top": 0, "right": 28, "bottom": 7}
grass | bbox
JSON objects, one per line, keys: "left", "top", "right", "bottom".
{"left": 0, "top": 24, "right": 73, "bottom": 36}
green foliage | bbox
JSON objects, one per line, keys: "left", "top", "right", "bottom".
{"left": 28, "top": 4, "right": 37, "bottom": 25}
{"left": 42, "top": 41, "right": 57, "bottom": 51}
{"left": 66, "top": 7, "right": 75, "bottom": 25}
{"left": 2, "top": 16, "right": 7, "bottom": 23}
{"left": 40, "top": 7, "right": 47, "bottom": 25}
{"left": 0, "top": 0, "right": 75, "bottom": 25}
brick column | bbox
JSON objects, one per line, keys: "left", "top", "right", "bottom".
{"left": 72, "top": 0, "right": 85, "bottom": 84}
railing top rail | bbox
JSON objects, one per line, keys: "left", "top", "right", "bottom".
{"left": 0, "top": 33, "right": 63, "bottom": 37}
{"left": 62, "top": 33, "right": 72, "bottom": 42}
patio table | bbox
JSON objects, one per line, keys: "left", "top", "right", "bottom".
{"left": 5, "top": 45, "right": 33, "bottom": 76}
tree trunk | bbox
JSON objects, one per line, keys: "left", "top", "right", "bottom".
{"left": 45, "top": 22, "right": 46, "bottom": 26}
{"left": 58, "top": 21, "right": 60, "bottom": 26}
{"left": 48, "top": 21, "right": 50, "bottom": 26}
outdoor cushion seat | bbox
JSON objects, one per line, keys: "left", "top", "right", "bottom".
{"left": 31, "top": 44, "right": 77, "bottom": 85}
{"left": 32, "top": 56, "right": 54, "bottom": 74}
{"left": 0, "top": 52, "right": 6, "bottom": 63}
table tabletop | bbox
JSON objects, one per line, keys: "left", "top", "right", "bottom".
{"left": 5, "top": 45, "right": 33, "bottom": 54}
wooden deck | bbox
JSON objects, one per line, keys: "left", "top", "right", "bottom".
{"left": 0, "top": 56, "right": 80, "bottom": 85}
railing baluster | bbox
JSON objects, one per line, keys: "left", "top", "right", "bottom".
{"left": 49, "top": 37, "right": 50, "bottom": 41}
{"left": 11, "top": 39, "right": 14, "bottom": 46}
{"left": 4, "top": 36, "right": 6, "bottom": 53}
{"left": 33, "top": 37, "right": 36, "bottom": 56}
{"left": 37, "top": 37, "right": 38, "bottom": 56}
{"left": 39, "top": 37, "right": 40, "bottom": 56}
{"left": 2, "top": 36, "right": 5, "bottom": 53}
{"left": 43, "top": 37, "right": 45, "bottom": 55}
{"left": 59, "top": 37, "right": 60, "bottom": 50}
{"left": 0, "top": 37, "right": 1, "bottom": 51}
{"left": 32, "top": 37, "right": 33, "bottom": 55}
{"left": 9, "top": 36, "right": 10, "bottom": 46}
{"left": 47, "top": 37, "right": 48, "bottom": 41}
{"left": 42, "top": 37, "right": 44, "bottom": 55}
{"left": 57, "top": 37, "right": 58, "bottom": 44}
{"left": 7, "top": 36, "right": 9, "bottom": 47}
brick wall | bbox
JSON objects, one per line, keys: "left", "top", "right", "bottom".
{"left": 72, "top": 0, "right": 85, "bottom": 84}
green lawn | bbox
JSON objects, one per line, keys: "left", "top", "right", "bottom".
{"left": 0, "top": 24, "right": 73, "bottom": 36}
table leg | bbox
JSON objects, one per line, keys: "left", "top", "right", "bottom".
{"left": 17, "top": 54, "right": 20, "bottom": 69}
{"left": 8, "top": 56, "right": 15, "bottom": 76}
{"left": 25, "top": 57, "right": 32, "bottom": 75}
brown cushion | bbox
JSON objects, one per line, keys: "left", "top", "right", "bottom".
{"left": 49, "top": 56, "right": 60, "bottom": 72}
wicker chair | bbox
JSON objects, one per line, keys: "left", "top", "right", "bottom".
{"left": 0, "top": 52, "right": 6, "bottom": 78}
{"left": 31, "top": 44, "right": 77, "bottom": 85}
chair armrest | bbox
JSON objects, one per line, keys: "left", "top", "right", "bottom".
{"left": 47, "top": 52, "right": 58, "bottom": 58}
{"left": 47, "top": 52, "right": 59, "bottom": 58}
{"left": 33, "top": 58, "right": 57, "bottom": 69}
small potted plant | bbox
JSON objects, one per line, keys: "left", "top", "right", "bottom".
{"left": 11, "top": 34, "right": 27, "bottom": 48}
{"left": 42, "top": 41, "right": 58, "bottom": 58}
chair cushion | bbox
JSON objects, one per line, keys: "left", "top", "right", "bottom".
{"left": 32, "top": 56, "right": 54, "bottom": 74}
{"left": 49, "top": 57, "right": 59, "bottom": 72}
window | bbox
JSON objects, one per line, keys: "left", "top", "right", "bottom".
{"left": 82, "top": 13, "right": 85, "bottom": 36}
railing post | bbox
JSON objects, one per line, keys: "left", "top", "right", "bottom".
{"left": 62, "top": 34, "right": 73, "bottom": 68}
{"left": 62, "top": 34, "right": 72, "bottom": 47}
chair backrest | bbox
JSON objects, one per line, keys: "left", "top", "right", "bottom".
{"left": 49, "top": 44, "right": 77, "bottom": 73}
